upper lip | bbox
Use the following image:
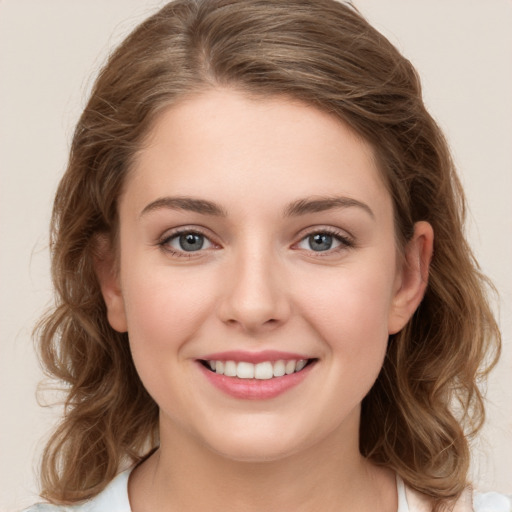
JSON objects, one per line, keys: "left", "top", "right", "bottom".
{"left": 198, "top": 350, "right": 313, "bottom": 364}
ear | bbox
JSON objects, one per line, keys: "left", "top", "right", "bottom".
{"left": 93, "top": 235, "right": 128, "bottom": 333}
{"left": 388, "top": 221, "right": 434, "bottom": 335}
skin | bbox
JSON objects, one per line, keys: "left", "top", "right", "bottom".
{"left": 97, "top": 88, "right": 433, "bottom": 512}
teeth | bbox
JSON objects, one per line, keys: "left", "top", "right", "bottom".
{"left": 273, "top": 360, "right": 286, "bottom": 377}
{"left": 207, "top": 359, "right": 311, "bottom": 379}
{"left": 285, "top": 360, "right": 296, "bottom": 374}
{"left": 237, "top": 361, "right": 255, "bottom": 379}
{"left": 254, "top": 362, "right": 273, "bottom": 380}
{"left": 215, "top": 361, "right": 224, "bottom": 375}
{"left": 295, "top": 359, "right": 307, "bottom": 372}
{"left": 224, "top": 360, "right": 237, "bottom": 377}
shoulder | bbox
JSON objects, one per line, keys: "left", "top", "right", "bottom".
{"left": 474, "top": 491, "right": 512, "bottom": 512}
{"left": 404, "top": 483, "right": 472, "bottom": 512}
{"left": 22, "top": 469, "right": 132, "bottom": 512}
{"left": 404, "top": 482, "right": 512, "bottom": 512}
{"left": 22, "top": 506, "right": 69, "bottom": 512}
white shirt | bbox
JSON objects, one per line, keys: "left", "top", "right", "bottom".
{"left": 24, "top": 469, "right": 512, "bottom": 512}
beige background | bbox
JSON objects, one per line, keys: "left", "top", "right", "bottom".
{"left": 1, "top": 1, "right": 511, "bottom": 510}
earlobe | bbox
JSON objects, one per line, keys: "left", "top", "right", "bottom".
{"left": 93, "top": 235, "right": 128, "bottom": 333}
{"left": 388, "top": 221, "right": 434, "bottom": 335}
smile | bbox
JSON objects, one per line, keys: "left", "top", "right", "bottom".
{"left": 203, "top": 359, "right": 311, "bottom": 379}
{"left": 197, "top": 353, "right": 317, "bottom": 400}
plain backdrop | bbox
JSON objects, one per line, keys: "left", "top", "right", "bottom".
{"left": 1, "top": 1, "right": 511, "bottom": 510}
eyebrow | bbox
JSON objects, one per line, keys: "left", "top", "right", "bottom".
{"left": 283, "top": 196, "right": 375, "bottom": 219}
{"left": 139, "top": 195, "right": 374, "bottom": 219}
{"left": 139, "top": 197, "right": 227, "bottom": 218}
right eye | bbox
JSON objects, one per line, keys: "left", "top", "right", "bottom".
{"left": 160, "top": 230, "right": 214, "bottom": 256}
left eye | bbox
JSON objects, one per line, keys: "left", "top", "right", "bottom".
{"left": 297, "top": 232, "right": 343, "bottom": 252}
{"left": 165, "top": 232, "right": 213, "bottom": 252}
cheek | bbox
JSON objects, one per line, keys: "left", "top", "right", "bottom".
{"left": 119, "top": 267, "right": 218, "bottom": 424}
{"left": 294, "top": 258, "right": 396, "bottom": 362}
{"left": 296, "top": 269, "right": 394, "bottom": 413}
{"left": 121, "top": 265, "right": 215, "bottom": 359}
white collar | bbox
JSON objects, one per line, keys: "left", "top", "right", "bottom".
{"left": 81, "top": 468, "right": 475, "bottom": 512}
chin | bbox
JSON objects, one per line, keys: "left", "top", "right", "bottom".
{"left": 197, "top": 423, "right": 317, "bottom": 464}
{"left": 211, "top": 441, "right": 300, "bottom": 464}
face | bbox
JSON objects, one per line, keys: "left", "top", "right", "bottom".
{"left": 99, "top": 89, "right": 431, "bottom": 462}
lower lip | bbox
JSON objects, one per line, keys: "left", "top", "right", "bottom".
{"left": 198, "top": 361, "right": 315, "bottom": 400}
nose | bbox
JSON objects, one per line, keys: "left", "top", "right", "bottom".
{"left": 217, "top": 246, "right": 291, "bottom": 334}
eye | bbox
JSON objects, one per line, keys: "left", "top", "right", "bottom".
{"left": 296, "top": 230, "right": 352, "bottom": 253}
{"left": 161, "top": 230, "right": 214, "bottom": 254}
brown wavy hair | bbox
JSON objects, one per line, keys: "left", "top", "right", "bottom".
{"left": 36, "top": 0, "right": 501, "bottom": 509}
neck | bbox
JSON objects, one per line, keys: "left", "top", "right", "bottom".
{"left": 128, "top": 416, "right": 397, "bottom": 512}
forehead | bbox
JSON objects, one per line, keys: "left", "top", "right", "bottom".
{"left": 124, "top": 88, "right": 391, "bottom": 217}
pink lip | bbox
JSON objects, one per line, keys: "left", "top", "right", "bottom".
{"left": 199, "top": 350, "right": 310, "bottom": 364}
{"left": 197, "top": 358, "right": 316, "bottom": 400}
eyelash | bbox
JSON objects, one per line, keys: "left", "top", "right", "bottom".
{"left": 157, "top": 227, "right": 354, "bottom": 258}
{"left": 158, "top": 228, "right": 215, "bottom": 258}
{"left": 295, "top": 228, "right": 355, "bottom": 256}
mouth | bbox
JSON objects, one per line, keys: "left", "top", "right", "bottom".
{"left": 196, "top": 350, "right": 318, "bottom": 399}
{"left": 199, "top": 358, "right": 317, "bottom": 380}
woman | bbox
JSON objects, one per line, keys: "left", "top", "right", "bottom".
{"left": 25, "top": 1, "right": 506, "bottom": 511}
